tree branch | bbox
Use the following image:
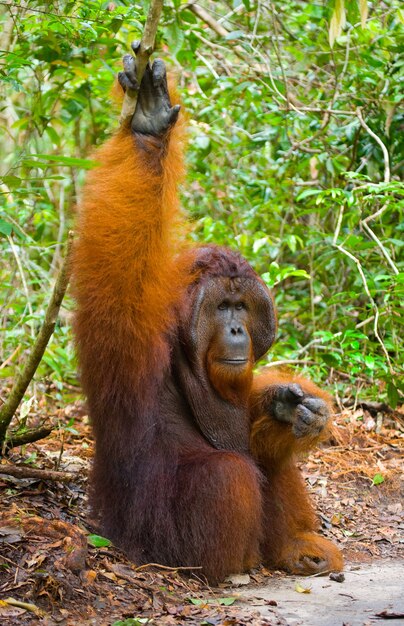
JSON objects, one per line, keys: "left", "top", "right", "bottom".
{"left": 119, "top": 0, "right": 164, "bottom": 126}
{"left": 0, "top": 233, "right": 73, "bottom": 450}
{"left": 361, "top": 220, "right": 399, "bottom": 275}
{"left": 5, "top": 426, "right": 53, "bottom": 451}
{"left": 187, "top": 1, "right": 228, "bottom": 38}
{"left": 356, "top": 107, "right": 391, "bottom": 183}
{"left": 333, "top": 243, "right": 393, "bottom": 375}
{"left": 186, "top": 2, "right": 247, "bottom": 62}
{"left": 280, "top": 106, "right": 357, "bottom": 116}
{"left": 0, "top": 463, "right": 76, "bottom": 483}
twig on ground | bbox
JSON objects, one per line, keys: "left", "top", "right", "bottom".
{"left": 135, "top": 562, "right": 203, "bottom": 572}
{"left": 103, "top": 561, "right": 155, "bottom": 593}
{"left": 0, "top": 463, "right": 76, "bottom": 483}
{"left": 3, "top": 598, "right": 45, "bottom": 618}
{"left": 5, "top": 425, "right": 53, "bottom": 450}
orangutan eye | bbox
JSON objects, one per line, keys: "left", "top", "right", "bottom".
{"left": 235, "top": 302, "right": 245, "bottom": 310}
{"left": 218, "top": 301, "right": 229, "bottom": 310}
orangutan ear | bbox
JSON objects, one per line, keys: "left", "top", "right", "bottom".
{"left": 245, "top": 279, "right": 277, "bottom": 360}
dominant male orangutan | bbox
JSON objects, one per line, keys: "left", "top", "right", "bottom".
{"left": 72, "top": 52, "right": 343, "bottom": 583}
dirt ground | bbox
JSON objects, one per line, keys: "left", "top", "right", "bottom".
{"left": 241, "top": 560, "right": 404, "bottom": 625}
{"left": 0, "top": 400, "right": 403, "bottom": 625}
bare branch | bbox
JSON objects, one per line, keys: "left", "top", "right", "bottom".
{"left": 356, "top": 107, "right": 390, "bottom": 183}
{"left": 0, "top": 463, "right": 76, "bottom": 483}
{"left": 0, "top": 346, "right": 20, "bottom": 370}
{"left": 187, "top": 1, "right": 228, "bottom": 37}
{"left": 333, "top": 203, "right": 345, "bottom": 245}
{"left": 119, "top": 0, "right": 164, "bottom": 126}
{"left": 280, "top": 106, "right": 357, "bottom": 116}
{"left": 263, "top": 359, "right": 316, "bottom": 367}
{"left": 361, "top": 220, "right": 399, "bottom": 275}
{"left": 187, "top": 2, "right": 247, "bottom": 62}
{"left": 359, "top": 203, "right": 398, "bottom": 273}
{"left": 0, "top": 233, "right": 73, "bottom": 449}
{"left": 2, "top": 598, "right": 45, "bottom": 619}
{"left": 334, "top": 243, "right": 393, "bottom": 374}
{"left": 7, "top": 234, "right": 34, "bottom": 336}
{"left": 135, "top": 562, "right": 203, "bottom": 572}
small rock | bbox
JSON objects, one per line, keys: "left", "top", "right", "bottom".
{"left": 329, "top": 571, "right": 345, "bottom": 583}
{"left": 225, "top": 573, "right": 251, "bottom": 586}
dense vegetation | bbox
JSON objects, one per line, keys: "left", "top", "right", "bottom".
{"left": 0, "top": 1, "right": 403, "bottom": 438}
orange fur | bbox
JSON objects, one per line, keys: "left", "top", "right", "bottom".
{"left": 258, "top": 462, "right": 343, "bottom": 573}
{"left": 207, "top": 348, "right": 254, "bottom": 406}
{"left": 72, "top": 92, "right": 189, "bottom": 411}
{"left": 72, "top": 70, "right": 342, "bottom": 581}
{"left": 249, "top": 370, "right": 342, "bottom": 573}
{"left": 250, "top": 368, "right": 334, "bottom": 466}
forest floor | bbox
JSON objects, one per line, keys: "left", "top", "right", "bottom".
{"left": 0, "top": 398, "right": 403, "bottom": 626}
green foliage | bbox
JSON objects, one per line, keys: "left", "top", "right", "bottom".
{"left": 372, "top": 473, "right": 385, "bottom": 486}
{"left": 1, "top": 0, "right": 403, "bottom": 421}
{"left": 87, "top": 534, "right": 112, "bottom": 548}
{"left": 189, "top": 597, "right": 236, "bottom": 606}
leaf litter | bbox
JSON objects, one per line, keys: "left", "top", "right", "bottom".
{"left": 0, "top": 399, "right": 402, "bottom": 624}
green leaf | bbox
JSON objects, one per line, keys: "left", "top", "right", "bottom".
{"left": 387, "top": 382, "right": 399, "bottom": 409}
{"left": 0, "top": 219, "right": 13, "bottom": 237}
{"left": 20, "top": 397, "right": 34, "bottom": 419}
{"left": 296, "top": 189, "right": 322, "bottom": 201}
{"left": 329, "top": 0, "right": 346, "bottom": 47}
{"left": 163, "top": 21, "right": 184, "bottom": 57}
{"left": 1, "top": 175, "right": 21, "bottom": 188}
{"left": 321, "top": 353, "right": 342, "bottom": 366}
{"left": 29, "top": 154, "right": 98, "bottom": 168}
{"left": 372, "top": 473, "right": 384, "bottom": 486}
{"left": 189, "top": 598, "right": 205, "bottom": 606}
{"left": 225, "top": 30, "right": 244, "bottom": 40}
{"left": 359, "top": 0, "right": 369, "bottom": 28}
{"left": 188, "top": 597, "right": 236, "bottom": 606}
{"left": 195, "top": 134, "right": 210, "bottom": 150}
{"left": 253, "top": 236, "right": 269, "bottom": 253}
{"left": 87, "top": 534, "right": 112, "bottom": 548}
{"left": 45, "top": 126, "right": 60, "bottom": 146}
{"left": 364, "top": 355, "right": 375, "bottom": 369}
{"left": 217, "top": 597, "right": 236, "bottom": 606}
